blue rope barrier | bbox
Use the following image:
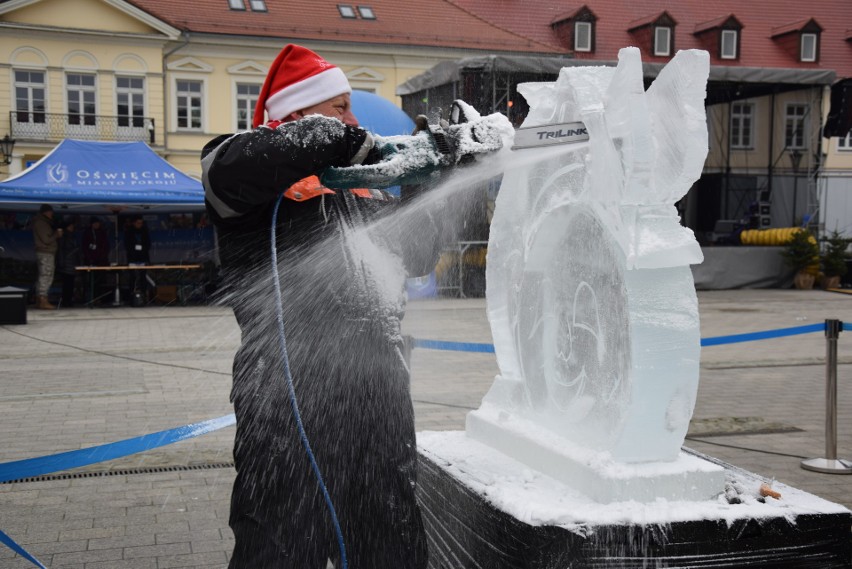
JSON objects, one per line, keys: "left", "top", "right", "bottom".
{"left": 699, "top": 322, "right": 825, "bottom": 346}
{"left": 0, "top": 530, "right": 47, "bottom": 569}
{"left": 0, "top": 414, "right": 235, "bottom": 484}
{"left": 0, "top": 321, "right": 836, "bottom": 567}
{"left": 414, "top": 323, "right": 829, "bottom": 353}
{"left": 0, "top": 322, "right": 830, "bottom": 486}
{"left": 412, "top": 338, "right": 495, "bottom": 353}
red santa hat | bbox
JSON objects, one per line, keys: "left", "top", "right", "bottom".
{"left": 253, "top": 44, "right": 351, "bottom": 128}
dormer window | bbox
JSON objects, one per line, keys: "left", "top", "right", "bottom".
{"left": 551, "top": 6, "right": 597, "bottom": 54}
{"left": 801, "top": 33, "right": 818, "bottom": 62}
{"left": 575, "top": 21, "right": 592, "bottom": 51}
{"left": 694, "top": 15, "right": 743, "bottom": 61}
{"left": 771, "top": 18, "right": 822, "bottom": 63}
{"left": 628, "top": 12, "right": 676, "bottom": 58}
{"left": 720, "top": 29, "right": 738, "bottom": 59}
{"left": 654, "top": 26, "right": 672, "bottom": 56}
{"left": 338, "top": 5, "right": 356, "bottom": 18}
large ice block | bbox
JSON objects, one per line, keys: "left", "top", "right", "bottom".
{"left": 468, "top": 47, "right": 721, "bottom": 500}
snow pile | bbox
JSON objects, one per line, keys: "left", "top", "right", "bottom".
{"left": 419, "top": 430, "right": 850, "bottom": 530}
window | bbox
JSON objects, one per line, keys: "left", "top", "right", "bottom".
{"left": 654, "top": 26, "right": 671, "bottom": 56}
{"left": 801, "top": 33, "right": 817, "bottom": 62}
{"left": 785, "top": 104, "right": 808, "bottom": 149}
{"left": 730, "top": 103, "right": 754, "bottom": 149}
{"left": 838, "top": 130, "right": 852, "bottom": 151}
{"left": 338, "top": 5, "right": 356, "bottom": 18}
{"left": 720, "top": 29, "right": 738, "bottom": 59}
{"left": 236, "top": 83, "right": 261, "bottom": 131}
{"left": 575, "top": 21, "right": 592, "bottom": 51}
{"left": 14, "top": 70, "right": 46, "bottom": 124}
{"left": 249, "top": 0, "right": 267, "bottom": 11}
{"left": 117, "top": 76, "right": 145, "bottom": 128}
{"left": 67, "top": 73, "right": 96, "bottom": 127}
{"left": 176, "top": 79, "right": 203, "bottom": 130}
{"left": 358, "top": 6, "right": 375, "bottom": 19}
{"left": 228, "top": 0, "right": 245, "bottom": 9}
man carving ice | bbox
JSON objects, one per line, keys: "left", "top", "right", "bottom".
{"left": 201, "top": 44, "right": 509, "bottom": 568}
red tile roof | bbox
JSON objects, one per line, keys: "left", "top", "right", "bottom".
{"left": 771, "top": 19, "right": 820, "bottom": 38}
{"left": 449, "top": 0, "right": 852, "bottom": 75}
{"left": 122, "top": 0, "right": 852, "bottom": 77}
{"left": 125, "top": 0, "right": 559, "bottom": 54}
{"left": 694, "top": 15, "right": 736, "bottom": 35}
{"left": 627, "top": 12, "right": 675, "bottom": 32}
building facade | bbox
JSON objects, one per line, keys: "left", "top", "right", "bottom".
{"left": 2, "top": 0, "right": 851, "bottom": 236}
{"left": 0, "top": 0, "right": 558, "bottom": 177}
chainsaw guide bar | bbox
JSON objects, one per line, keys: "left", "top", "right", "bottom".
{"left": 511, "top": 121, "right": 589, "bottom": 150}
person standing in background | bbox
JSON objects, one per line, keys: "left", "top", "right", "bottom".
{"left": 32, "top": 204, "right": 61, "bottom": 310}
{"left": 82, "top": 216, "right": 111, "bottom": 304}
{"left": 56, "top": 219, "right": 81, "bottom": 307}
{"left": 124, "top": 215, "right": 151, "bottom": 305}
{"left": 82, "top": 216, "right": 109, "bottom": 266}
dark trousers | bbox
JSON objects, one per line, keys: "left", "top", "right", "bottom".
{"left": 87, "top": 267, "right": 110, "bottom": 304}
{"left": 129, "top": 266, "right": 148, "bottom": 305}
{"left": 60, "top": 273, "right": 76, "bottom": 306}
{"left": 227, "top": 337, "right": 428, "bottom": 569}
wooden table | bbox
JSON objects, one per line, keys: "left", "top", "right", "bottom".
{"left": 75, "top": 264, "right": 203, "bottom": 306}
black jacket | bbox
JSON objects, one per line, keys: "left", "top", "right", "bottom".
{"left": 56, "top": 231, "right": 81, "bottom": 276}
{"left": 124, "top": 224, "right": 150, "bottom": 264}
{"left": 202, "top": 116, "right": 442, "bottom": 293}
{"left": 201, "top": 115, "right": 445, "bottom": 559}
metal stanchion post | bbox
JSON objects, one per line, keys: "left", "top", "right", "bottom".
{"left": 801, "top": 319, "right": 852, "bottom": 474}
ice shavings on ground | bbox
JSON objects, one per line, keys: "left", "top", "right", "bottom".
{"left": 417, "top": 430, "right": 850, "bottom": 532}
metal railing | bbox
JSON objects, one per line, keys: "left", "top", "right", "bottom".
{"left": 9, "top": 112, "right": 155, "bottom": 144}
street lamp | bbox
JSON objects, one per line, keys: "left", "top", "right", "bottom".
{"left": 145, "top": 119, "right": 155, "bottom": 145}
{"left": 790, "top": 149, "right": 803, "bottom": 227}
{"left": 0, "top": 134, "right": 15, "bottom": 165}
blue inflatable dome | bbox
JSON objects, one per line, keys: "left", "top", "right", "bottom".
{"left": 350, "top": 90, "right": 415, "bottom": 137}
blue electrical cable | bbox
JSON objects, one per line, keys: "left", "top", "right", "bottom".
{"left": 270, "top": 193, "right": 348, "bottom": 569}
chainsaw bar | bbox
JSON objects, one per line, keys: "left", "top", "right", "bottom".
{"left": 511, "top": 121, "right": 589, "bottom": 150}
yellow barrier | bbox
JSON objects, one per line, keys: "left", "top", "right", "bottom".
{"left": 740, "top": 228, "right": 819, "bottom": 274}
{"left": 740, "top": 227, "right": 810, "bottom": 246}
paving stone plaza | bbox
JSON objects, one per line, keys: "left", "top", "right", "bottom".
{"left": 1, "top": 289, "right": 850, "bottom": 568}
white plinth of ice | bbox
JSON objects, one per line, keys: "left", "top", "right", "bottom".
{"left": 466, "top": 403, "right": 723, "bottom": 503}
{"left": 464, "top": 47, "right": 726, "bottom": 502}
{"left": 419, "top": 431, "right": 850, "bottom": 529}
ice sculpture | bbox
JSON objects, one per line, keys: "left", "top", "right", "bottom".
{"left": 465, "top": 47, "right": 726, "bottom": 502}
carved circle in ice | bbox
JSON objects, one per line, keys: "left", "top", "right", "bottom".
{"left": 482, "top": 47, "right": 710, "bottom": 462}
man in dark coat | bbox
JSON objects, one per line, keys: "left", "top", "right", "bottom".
{"left": 202, "top": 44, "right": 504, "bottom": 569}
{"left": 124, "top": 215, "right": 150, "bottom": 305}
{"left": 56, "top": 219, "right": 81, "bottom": 307}
{"left": 82, "top": 216, "right": 110, "bottom": 304}
{"left": 82, "top": 216, "right": 110, "bottom": 266}
{"left": 124, "top": 215, "right": 150, "bottom": 264}
{"left": 32, "top": 203, "right": 61, "bottom": 310}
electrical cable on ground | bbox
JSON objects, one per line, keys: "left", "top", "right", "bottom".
{"left": 270, "top": 193, "right": 348, "bottom": 569}
{"left": 0, "top": 326, "right": 230, "bottom": 375}
{"left": 685, "top": 437, "right": 808, "bottom": 459}
{"left": 1, "top": 326, "right": 827, "bottom": 465}
{"left": 0, "top": 327, "right": 479, "bottom": 412}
